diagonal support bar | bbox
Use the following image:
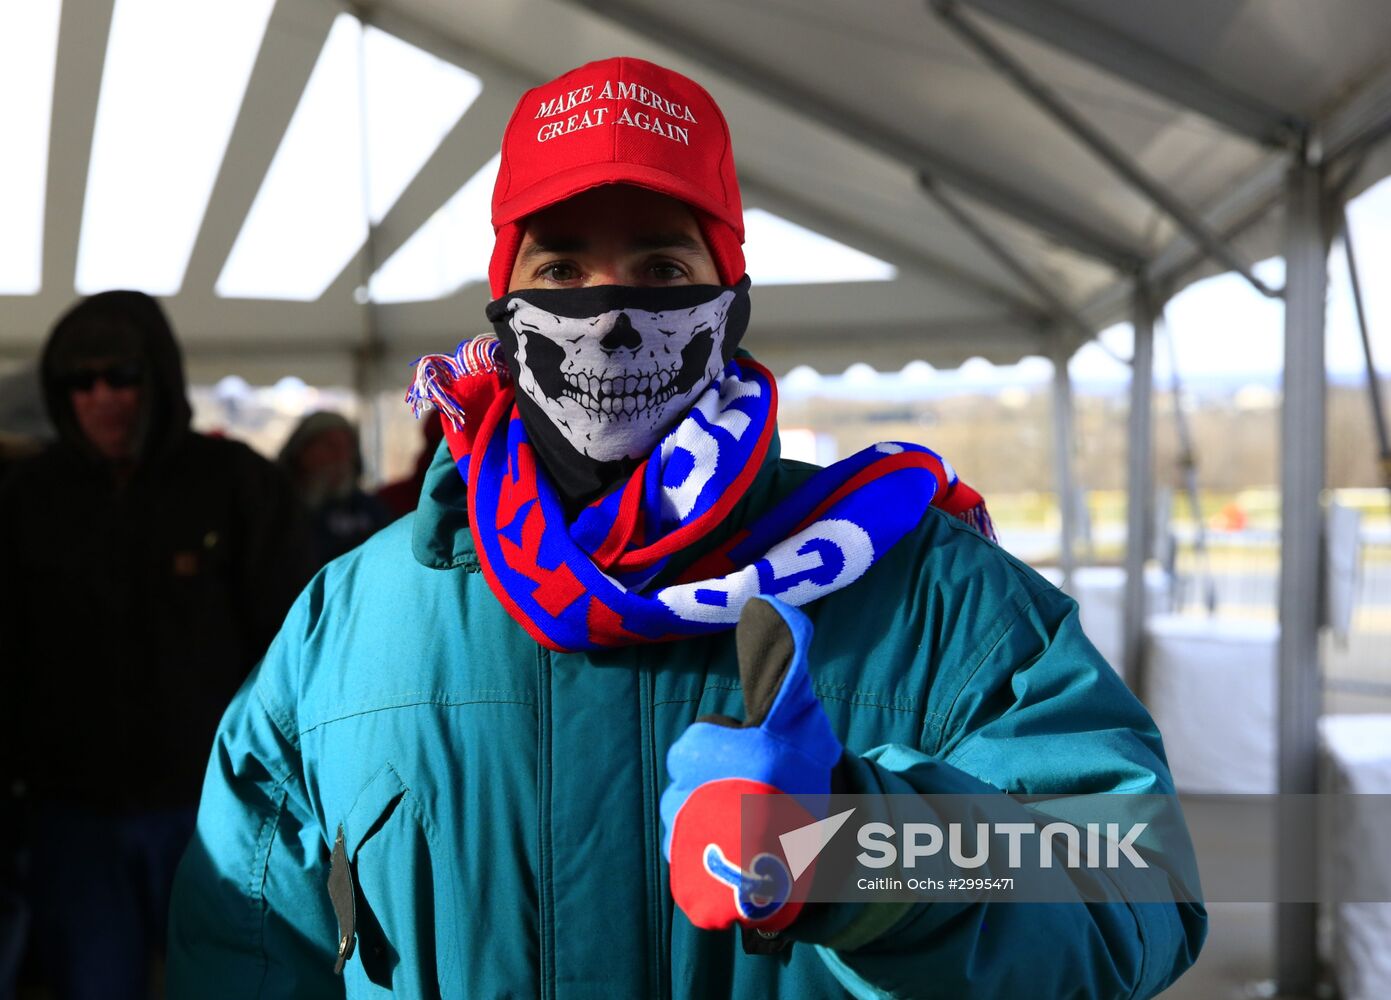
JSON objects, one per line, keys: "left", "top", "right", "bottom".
{"left": 931, "top": 0, "right": 1281, "bottom": 300}
{"left": 319, "top": 83, "right": 518, "bottom": 306}
{"left": 1159, "top": 310, "right": 1217, "bottom": 614}
{"left": 918, "top": 174, "right": 1092, "bottom": 346}
{"left": 182, "top": 0, "right": 339, "bottom": 295}
{"left": 949, "top": 0, "right": 1304, "bottom": 147}
{"left": 914, "top": 160, "right": 1144, "bottom": 274}
{"left": 745, "top": 176, "right": 1048, "bottom": 322}
{"left": 42, "top": 0, "right": 117, "bottom": 295}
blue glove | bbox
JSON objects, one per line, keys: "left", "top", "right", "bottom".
{"left": 661, "top": 596, "right": 843, "bottom": 932}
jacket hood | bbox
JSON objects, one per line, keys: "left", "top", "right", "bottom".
{"left": 277, "top": 410, "right": 364, "bottom": 477}
{"left": 40, "top": 290, "right": 192, "bottom": 463}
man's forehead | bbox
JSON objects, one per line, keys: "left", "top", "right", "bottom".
{"left": 527, "top": 184, "right": 697, "bottom": 225}
{"left": 517, "top": 230, "right": 705, "bottom": 257}
{"left": 64, "top": 353, "right": 139, "bottom": 373}
{"left": 518, "top": 186, "right": 707, "bottom": 256}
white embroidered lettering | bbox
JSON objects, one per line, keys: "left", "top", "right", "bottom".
{"left": 658, "top": 519, "right": 875, "bottom": 624}
{"left": 536, "top": 106, "right": 610, "bottom": 143}
{"left": 618, "top": 109, "right": 690, "bottom": 145}
{"left": 535, "top": 85, "right": 595, "bottom": 120}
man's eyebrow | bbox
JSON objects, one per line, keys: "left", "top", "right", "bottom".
{"left": 517, "top": 237, "right": 587, "bottom": 262}
{"left": 629, "top": 232, "right": 706, "bottom": 255}
{"left": 517, "top": 232, "right": 708, "bottom": 260}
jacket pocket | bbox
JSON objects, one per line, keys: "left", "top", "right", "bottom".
{"left": 340, "top": 763, "right": 448, "bottom": 998}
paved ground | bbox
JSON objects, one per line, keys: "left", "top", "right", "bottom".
{"left": 1160, "top": 902, "right": 1276, "bottom": 998}
{"left": 1160, "top": 791, "right": 1375, "bottom": 999}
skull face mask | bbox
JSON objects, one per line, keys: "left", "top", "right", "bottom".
{"left": 488, "top": 279, "right": 750, "bottom": 475}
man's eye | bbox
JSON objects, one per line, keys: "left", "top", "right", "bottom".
{"left": 539, "top": 262, "right": 579, "bottom": 282}
{"left": 649, "top": 261, "right": 687, "bottom": 281}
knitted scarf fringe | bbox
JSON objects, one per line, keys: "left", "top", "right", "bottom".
{"left": 405, "top": 335, "right": 502, "bottom": 429}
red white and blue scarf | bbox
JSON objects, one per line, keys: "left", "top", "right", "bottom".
{"left": 408, "top": 336, "right": 995, "bottom": 652}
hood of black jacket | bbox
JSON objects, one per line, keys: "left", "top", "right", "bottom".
{"left": 40, "top": 290, "right": 192, "bottom": 465}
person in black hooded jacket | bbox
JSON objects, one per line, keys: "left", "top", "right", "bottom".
{"left": 0, "top": 290, "right": 312, "bottom": 1000}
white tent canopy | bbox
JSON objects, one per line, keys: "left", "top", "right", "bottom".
{"left": 3, "top": 0, "right": 1390, "bottom": 388}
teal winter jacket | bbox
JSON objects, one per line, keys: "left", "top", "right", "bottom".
{"left": 167, "top": 431, "right": 1205, "bottom": 998}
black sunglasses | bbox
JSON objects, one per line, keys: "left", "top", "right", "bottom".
{"left": 61, "top": 361, "right": 144, "bottom": 391}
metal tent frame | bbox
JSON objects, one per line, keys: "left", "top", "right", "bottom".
{"left": 549, "top": 5, "right": 1390, "bottom": 992}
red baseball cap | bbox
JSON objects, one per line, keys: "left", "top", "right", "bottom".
{"left": 488, "top": 57, "right": 745, "bottom": 296}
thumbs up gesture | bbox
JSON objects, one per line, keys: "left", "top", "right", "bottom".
{"left": 660, "top": 597, "right": 843, "bottom": 933}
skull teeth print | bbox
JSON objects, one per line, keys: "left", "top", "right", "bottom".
{"left": 559, "top": 365, "right": 684, "bottom": 420}
{"left": 504, "top": 290, "right": 737, "bottom": 461}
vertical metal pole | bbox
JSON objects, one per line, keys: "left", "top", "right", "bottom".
{"left": 1159, "top": 310, "right": 1218, "bottom": 614}
{"left": 1275, "top": 157, "right": 1329, "bottom": 998}
{"left": 1051, "top": 331, "right": 1080, "bottom": 591}
{"left": 1121, "top": 283, "right": 1156, "bottom": 694}
{"left": 1340, "top": 205, "right": 1391, "bottom": 489}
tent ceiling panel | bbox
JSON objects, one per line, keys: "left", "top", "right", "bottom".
{"left": 950, "top": 0, "right": 1300, "bottom": 144}
{"left": 1052, "top": 0, "right": 1391, "bottom": 123}
{"left": 4, "top": 0, "right": 1390, "bottom": 381}
{"left": 748, "top": 275, "right": 1017, "bottom": 337}
{"left": 41, "top": 0, "right": 116, "bottom": 301}
{"left": 555, "top": 0, "right": 1261, "bottom": 254}
{"left": 958, "top": 199, "right": 1118, "bottom": 308}
{"left": 736, "top": 150, "right": 1050, "bottom": 305}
